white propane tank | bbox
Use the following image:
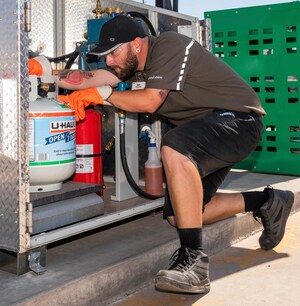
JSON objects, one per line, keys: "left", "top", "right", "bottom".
{"left": 29, "top": 97, "right": 76, "bottom": 192}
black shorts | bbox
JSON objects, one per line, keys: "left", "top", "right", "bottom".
{"left": 161, "top": 109, "right": 263, "bottom": 218}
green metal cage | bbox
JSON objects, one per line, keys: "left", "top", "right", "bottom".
{"left": 205, "top": 1, "right": 300, "bottom": 175}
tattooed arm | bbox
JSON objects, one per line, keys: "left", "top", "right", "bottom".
{"left": 55, "top": 67, "right": 169, "bottom": 113}
{"left": 54, "top": 69, "right": 120, "bottom": 90}
{"left": 106, "top": 88, "right": 169, "bottom": 113}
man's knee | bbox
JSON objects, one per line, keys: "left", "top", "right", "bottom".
{"left": 161, "top": 146, "right": 189, "bottom": 168}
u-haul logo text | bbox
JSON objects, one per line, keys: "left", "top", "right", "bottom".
{"left": 50, "top": 120, "right": 76, "bottom": 133}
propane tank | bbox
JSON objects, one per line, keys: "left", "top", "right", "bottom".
{"left": 71, "top": 108, "right": 103, "bottom": 194}
{"left": 144, "top": 131, "right": 163, "bottom": 196}
{"left": 29, "top": 97, "right": 76, "bottom": 192}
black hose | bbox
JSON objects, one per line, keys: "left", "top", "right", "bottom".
{"left": 64, "top": 50, "right": 80, "bottom": 69}
{"left": 120, "top": 132, "right": 163, "bottom": 200}
{"left": 47, "top": 52, "right": 77, "bottom": 63}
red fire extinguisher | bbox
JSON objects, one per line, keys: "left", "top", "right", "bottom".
{"left": 72, "top": 108, "right": 103, "bottom": 195}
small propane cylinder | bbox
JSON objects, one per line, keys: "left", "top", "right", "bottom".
{"left": 145, "top": 137, "right": 163, "bottom": 196}
{"left": 29, "top": 98, "right": 76, "bottom": 192}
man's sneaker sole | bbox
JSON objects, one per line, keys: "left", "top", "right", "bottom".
{"left": 259, "top": 189, "right": 294, "bottom": 250}
{"left": 155, "top": 274, "right": 210, "bottom": 294}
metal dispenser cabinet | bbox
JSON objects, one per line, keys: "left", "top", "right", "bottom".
{"left": 0, "top": 0, "right": 201, "bottom": 274}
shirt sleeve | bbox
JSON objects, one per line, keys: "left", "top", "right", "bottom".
{"left": 145, "top": 33, "right": 195, "bottom": 91}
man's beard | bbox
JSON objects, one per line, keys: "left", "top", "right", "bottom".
{"left": 115, "top": 48, "right": 139, "bottom": 80}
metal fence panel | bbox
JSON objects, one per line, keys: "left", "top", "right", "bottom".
{"left": 205, "top": 2, "right": 300, "bottom": 175}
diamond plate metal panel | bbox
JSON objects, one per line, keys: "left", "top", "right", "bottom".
{"left": 64, "top": 0, "right": 95, "bottom": 55}
{"left": 0, "top": 0, "right": 30, "bottom": 253}
{"left": 30, "top": 0, "right": 55, "bottom": 57}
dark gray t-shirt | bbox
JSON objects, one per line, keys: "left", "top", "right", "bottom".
{"left": 140, "top": 32, "right": 266, "bottom": 126}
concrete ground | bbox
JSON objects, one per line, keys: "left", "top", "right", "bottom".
{"left": 0, "top": 170, "right": 299, "bottom": 306}
{"left": 112, "top": 211, "right": 300, "bottom": 306}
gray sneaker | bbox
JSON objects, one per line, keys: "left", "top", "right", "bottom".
{"left": 254, "top": 186, "right": 294, "bottom": 250}
{"left": 155, "top": 247, "right": 210, "bottom": 294}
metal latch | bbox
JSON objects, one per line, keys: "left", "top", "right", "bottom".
{"left": 28, "top": 251, "right": 47, "bottom": 274}
{"left": 24, "top": 1, "right": 31, "bottom": 32}
{"left": 26, "top": 202, "right": 33, "bottom": 234}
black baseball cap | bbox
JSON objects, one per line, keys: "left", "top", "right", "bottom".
{"left": 89, "top": 15, "right": 148, "bottom": 56}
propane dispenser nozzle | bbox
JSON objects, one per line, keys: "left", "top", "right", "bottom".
{"left": 118, "top": 110, "right": 126, "bottom": 134}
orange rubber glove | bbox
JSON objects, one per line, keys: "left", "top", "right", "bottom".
{"left": 58, "top": 86, "right": 112, "bottom": 121}
{"left": 28, "top": 55, "right": 52, "bottom": 76}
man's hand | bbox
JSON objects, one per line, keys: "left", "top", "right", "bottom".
{"left": 28, "top": 55, "right": 52, "bottom": 76}
{"left": 58, "top": 86, "right": 112, "bottom": 121}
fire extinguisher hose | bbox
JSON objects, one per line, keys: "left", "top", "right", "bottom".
{"left": 120, "top": 133, "right": 164, "bottom": 200}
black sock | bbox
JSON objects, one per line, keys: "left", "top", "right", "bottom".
{"left": 242, "top": 190, "right": 269, "bottom": 212}
{"left": 178, "top": 228, "right": 203, "bottom": 251}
